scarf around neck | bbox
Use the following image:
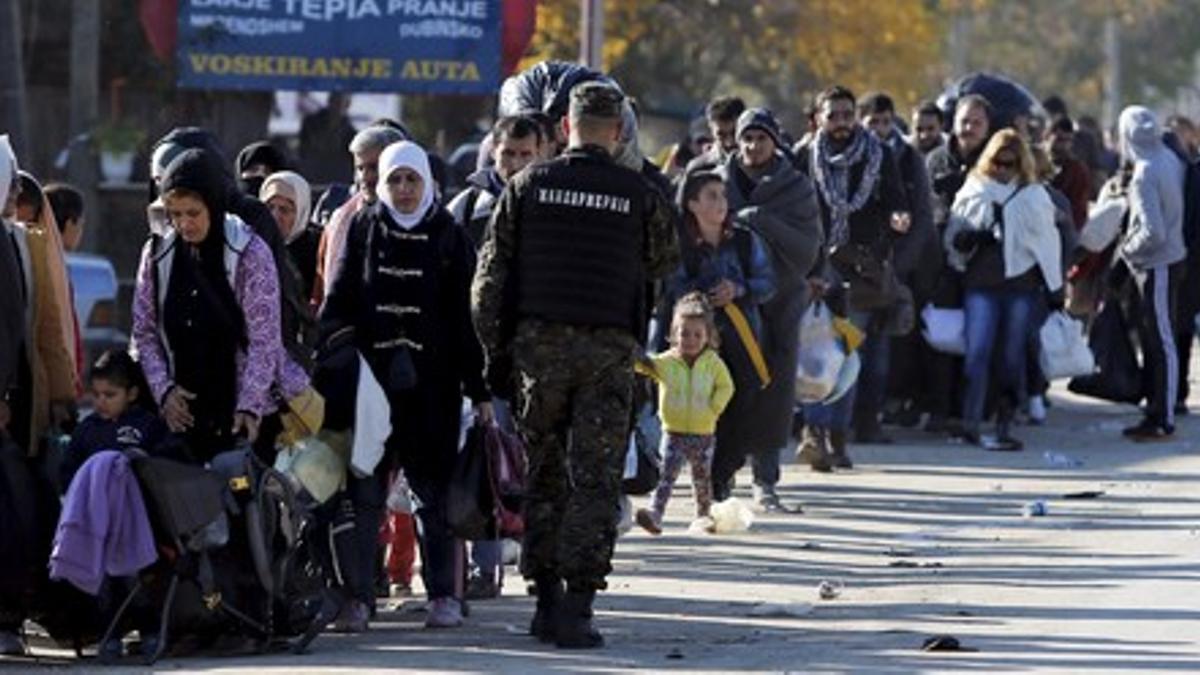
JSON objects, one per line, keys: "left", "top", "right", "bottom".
{"left": 810, "top": 127, "right": 883, "bottom": 248}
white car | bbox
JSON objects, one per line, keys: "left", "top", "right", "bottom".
{"left": 65, "top": 252, "right": 128, "bottom": 367}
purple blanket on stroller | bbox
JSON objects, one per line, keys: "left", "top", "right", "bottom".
{"left": 49, "top": 450, "right": 157, "bottom": 595}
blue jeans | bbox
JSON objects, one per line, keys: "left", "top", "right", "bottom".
{"left": 962, "top": 288, "right": 1037, "bottom": 428}
{"left": 803, "top": 310, "right": 887, "bottom": 432}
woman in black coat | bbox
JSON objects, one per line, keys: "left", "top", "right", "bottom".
{"left": 320, "top": 140, "right": 492, "bottom": 630}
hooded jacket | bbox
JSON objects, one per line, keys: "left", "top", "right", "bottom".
{"left": 1118, "top": 106, "right": 1187, "bottom": 270}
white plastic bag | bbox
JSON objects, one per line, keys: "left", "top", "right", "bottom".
{"left": 795, "top": 301, "right": 845, "bottom": 403}
{"left": 1039, "top": 311, "right": 1095, "bottom": 379}
{"left": 386, "top": 469, "right": 413, "bottom": 514}
{"left": 710, "top": 497, "right": 754, "bottom": 534}
{"left": 921, "top": 304, "right": 966, "bottom": 355}
{"left": 825, "top": 350, "right": 861, "bottom": 405}
{"left": 1078, "top": 195, "right": 1126, "bottom": 253}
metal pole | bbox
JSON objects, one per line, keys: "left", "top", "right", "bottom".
{"left": 948, "top": 12, "right": 970, "bottom": 82}
{"left": 579, "top": 0, "right": 603, "bottom": 69}
{"left": 0, "top": 0, "right": 29, "bottom": 158}
{"left": 68, "top": 0, "right": 101, "bottom": 250}
{"left": 1103, "top": 15, "right": 1121, "bottom": 138}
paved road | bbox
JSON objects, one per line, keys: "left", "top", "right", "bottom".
{"left": 14, "top": 382, "right": 1200, "bottom": 673}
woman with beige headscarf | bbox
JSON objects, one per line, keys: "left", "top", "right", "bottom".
{"left": 261, "top": 170, "right": 321, "bottom": 299}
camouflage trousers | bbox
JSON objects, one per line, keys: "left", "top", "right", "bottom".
{"left": 512, "top": 320, "right": 635, "bottom": 592}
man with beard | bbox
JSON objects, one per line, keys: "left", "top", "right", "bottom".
{"left": 685, "top": 96, "right": 747, "bottom": 176}
{"left": 910, "top": 101, "right": 946, "bottom": 157}
{"left": 923, "top": 94, "right": 993, "bottom": 434}
{"left": 793, "top": 86, "right": 908, "bottom": 469}
{"left": 312, "top": 125, "right": 409, "bottom": 306}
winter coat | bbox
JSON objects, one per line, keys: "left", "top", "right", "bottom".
{"left": 132, "top": 215, "right": 309, "bottom": 418}
{"left": 637, "top": 349, "right": 734, "bottom": 435}
{"left": 447, "top": 167, "right": 504, "bottom": 248}
{"left": 716, "top": 154, "right": 823, "bottom": 453}
{"left": 1117, "top": 106, "right": 1187, "bottom": 270}
{"left": 61, "top": 408, "right": 167, "bottom": 491}
{"left": 927, "top": 137, "right": 983, "bottom": 231}
{"left": 885, "top": 132, "right": 941, "bottom": 299}
{"left": 9, "top": 222, "right": 78, "bottom": 456}
{"left": 0, "top": 220, "right": 22, "bottom": 399}
{"left": 319, "top": 204, "right": 489, "bottom": 481}
{"left": 792, "top": 132, "right": 908, "bottom": 249}
{"left": 945, "top": 176, "right": 1063, "bottom": 292}
{"left": 654, "top": 227, "right": 776, "bottom": 458}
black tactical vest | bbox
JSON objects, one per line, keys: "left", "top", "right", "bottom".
{"left": 516, "top": 147, "right": 647, "bottom": 334}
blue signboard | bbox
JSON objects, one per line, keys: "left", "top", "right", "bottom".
{"left": 177, "top": 0, "right": 502, "bottom": 94}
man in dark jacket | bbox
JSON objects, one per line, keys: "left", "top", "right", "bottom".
{"left": 715, "top": 108, "right": 823, "bottom": 509}
{"left": 1044, "top": 115, "right": 1093, "bottom": 229}
{"left": 0, "top": 152, "right": 22, "bottom": 445}
{"left": 910, "top": 101, "right": 946, "bottom": 157}
{"left": 923, "top": 95, "right": 992, "bottom": 433}
{"left": 449, "top": 115, "right": 545, "bottom": 247}
{"left": 300, "top": 92, "right": 357, "bottom": 184}
{"left": 684, "top": 96, "right": 747, "bottom": 176}
{"left": 928, "top": 95, "right": 992, "bottom": 232}
{"left": 0, "top": 141, "right": 29, "bottom": 656}
{"left": 793, "top": 86, "right": 908, "bottom": 468}
{"left": 859, "top": 92, "right": 940, "bottom": 429}
{"left": 472, "top": 82, "right": 678, "bottom": 649}
{"left": 447, "top": 114, "right": 543, "bottom": 601}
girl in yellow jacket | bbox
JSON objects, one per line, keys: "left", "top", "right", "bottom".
{"left": 635, "top": 293, "right": 734, "bottom": 534}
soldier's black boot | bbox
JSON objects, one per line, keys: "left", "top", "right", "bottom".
{"left": 554, "top": 589, "right": 604, "bottom": 649}
{"left": 529, "top": 575, "right": 563, "bottom": 643}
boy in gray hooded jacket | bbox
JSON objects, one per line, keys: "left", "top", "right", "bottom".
{"left": 1118, "top": 105, "right": 1187, "bottom": 440}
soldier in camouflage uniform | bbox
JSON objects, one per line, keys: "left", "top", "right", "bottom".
{"left": 472, "top": 82, "right": 679, "bottom": 649}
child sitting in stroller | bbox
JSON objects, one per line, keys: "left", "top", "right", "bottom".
{"left": 60, "top": 350, "right": 168, "bottom": 660}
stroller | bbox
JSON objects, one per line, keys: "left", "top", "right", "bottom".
{"left": 98, "top": 446, "right": 340, "bottom": 664}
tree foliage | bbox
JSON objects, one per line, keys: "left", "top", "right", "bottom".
{"left": 522, "top": 0, "right": 946, "bottom": 128}
{"left": 953, "top": 0, "right": 1200, "bottom": 119}
{"left": 522, "top": 0, "right": 1200, "bottom": 130}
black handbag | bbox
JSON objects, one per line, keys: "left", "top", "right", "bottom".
{"left": 620, "top": 426, "right": 661, "bottom": 496}
{"left": 1067, "top": 300, "right": 1143, "bottom": 404}
{"left": 830, "top": 242, "right": 901, "bottom": 311}
{"left": 447, "top": 425, "right": 493, "bottom": 540}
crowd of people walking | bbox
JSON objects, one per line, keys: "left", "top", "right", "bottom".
{"left": 1, "top": 59, "right": 1196, "bottom": 659}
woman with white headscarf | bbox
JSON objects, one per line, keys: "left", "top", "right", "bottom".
{"left": 261, "top": 170, "right": 321, "bottom": 299}
{"left": 319, "top": 141, "right": 492, "bottom": 631}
